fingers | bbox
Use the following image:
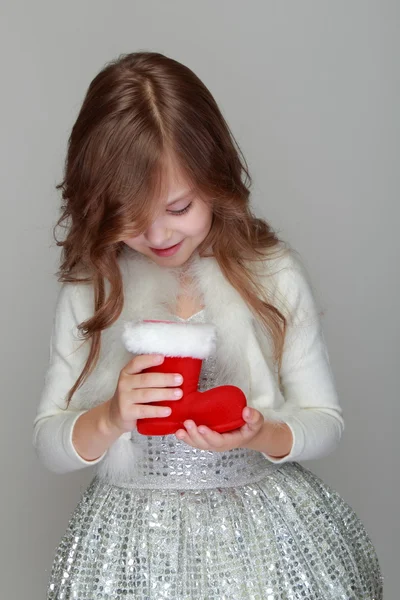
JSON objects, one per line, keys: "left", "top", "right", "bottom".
{"left": 132, "top": 371, "right": 183, "bottom": 391}
{"left": 198, "top": 425, "right": 246, "bottom": 449}
{"left": 120, "top": 354, "right": 184, "bottom": 403}
{"left": 196, "top": 425, "right": 226, "bottom": 448}
{"left": 177, "top": 421, "right": 211, "bottom": 450}
{"left": 177, "top": 411, "right": 265, "bottom": 452}
{"left": 110, "top": 354, "right": 186, "bottom": 430}
{"left": 132, "top": 403, "right": 173, "bottom": 420}
{"left": 177, "top": 420, "right": 239, "bottom": 450}
{"left": 242, "top": 407, "right": 264, "bottom": 432}
{"left": 123, "top": 354, "right": 165, "bottom": 375}
{"left": 134, "top": 386, "right": 183, "bottom": 404}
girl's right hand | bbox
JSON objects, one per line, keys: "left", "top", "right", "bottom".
{"left": 106, "top": 354, "right": 183, "bottom": 434}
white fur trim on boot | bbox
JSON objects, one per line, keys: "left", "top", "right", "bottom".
{"left": 122, "top": 320, "right": 216, "bottom": 358}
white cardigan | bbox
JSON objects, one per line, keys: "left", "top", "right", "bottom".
{"left": 32, "top": 243, "right": 344, "bottom": 480}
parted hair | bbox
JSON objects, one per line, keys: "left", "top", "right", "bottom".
{"left": 54, "top": 51, "right": 288, "bottom": 405}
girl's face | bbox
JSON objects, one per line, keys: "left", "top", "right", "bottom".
{"left": 123, "top": 158, "right": 213, "bottom": 268}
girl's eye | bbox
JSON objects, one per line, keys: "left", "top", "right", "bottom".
{"left": 168, "top": 202, "right": 193, "bottom": 216}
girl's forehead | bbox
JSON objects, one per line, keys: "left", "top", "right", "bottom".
{"left": 160, "top": 159, "right": 191, "bottom": 192}
{"left": 155, "top": 164, "right": 196, "bottom": 205}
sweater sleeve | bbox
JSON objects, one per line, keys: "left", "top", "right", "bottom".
{"left": 261, "top": 250, "right": 345, "bottom": 464}
{"left": 32, "top": 282, "right": 107, "bottom": 473}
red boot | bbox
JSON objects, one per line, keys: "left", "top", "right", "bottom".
{"left": 122, "top": 319, "right": 247, "bottom": 436}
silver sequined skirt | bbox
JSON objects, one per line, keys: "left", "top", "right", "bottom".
{"left": 47, "top": 460, "right": 383, "bottom": 599}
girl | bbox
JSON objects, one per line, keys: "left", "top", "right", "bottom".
{"left": 33, "top": 51, "right": 383, "bottom": 599}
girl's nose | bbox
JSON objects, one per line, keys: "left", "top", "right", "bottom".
{"left": 144, "top": 223, "right": 173, "bottom": 248}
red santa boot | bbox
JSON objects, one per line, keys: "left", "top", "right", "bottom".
{"left": 122, "top": 319, "right": 247, "bottom": 436}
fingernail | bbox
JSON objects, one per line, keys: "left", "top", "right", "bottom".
{"left": 174, "top": 389, "right": 183, "bottom": 398}
{"left": 174, "top": 375, "right": 183, "bottom": 383}
{"left": 162, "top": 408, "right": 171, "bottom": 416}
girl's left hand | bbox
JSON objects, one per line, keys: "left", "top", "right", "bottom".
{"left": 175, "top": 407, "right": 264, "bottom": 451}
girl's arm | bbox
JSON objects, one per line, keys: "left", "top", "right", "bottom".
{"left": 33, "top": 283, "right": 110, "bottom": 473}
{"left": 254, "top": 249, "right": 345, "bottom": 463}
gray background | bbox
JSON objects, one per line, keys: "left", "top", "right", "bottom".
{"left": 1, "top": 1, "right": 398, "bottom": 597}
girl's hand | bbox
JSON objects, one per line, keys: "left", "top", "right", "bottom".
{"left": 106, "top": 354, "right": 183, "bottom": 434}
{"left": 175, "top": 407, "right": 264, "bottom": 452}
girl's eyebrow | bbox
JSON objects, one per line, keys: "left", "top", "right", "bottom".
{"left": 166, "top": 189, "right": 195, "bottom": 206}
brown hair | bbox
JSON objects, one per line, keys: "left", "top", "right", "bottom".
{"left": 54, "top": 51, "right": 288, "bottom": 405}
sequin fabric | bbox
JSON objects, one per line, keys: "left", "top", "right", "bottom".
{"left": 47, "top": 310, "right": 383, "bottom": 599}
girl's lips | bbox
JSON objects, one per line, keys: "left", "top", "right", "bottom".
{"left": 150, "top": 240, "right": 184, "bottom": 257}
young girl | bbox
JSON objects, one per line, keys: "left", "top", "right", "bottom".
{"left": 33, "top": 51, "right": 383, "bottom": 599}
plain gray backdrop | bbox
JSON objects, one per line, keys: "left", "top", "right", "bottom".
{"left": 1, "top": 1, "right": 398, "bottom": 598}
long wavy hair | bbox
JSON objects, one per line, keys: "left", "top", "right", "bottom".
{"left": 54, "top": 51, "right": 289, "bottom": 405}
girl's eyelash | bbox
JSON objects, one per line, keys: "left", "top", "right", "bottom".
{"left": 169, "top": 201, "right": 193, "bottom": 216}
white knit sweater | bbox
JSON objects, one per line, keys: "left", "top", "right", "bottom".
{"left": 32, "top": 244, "right": 344, "bottom": 478}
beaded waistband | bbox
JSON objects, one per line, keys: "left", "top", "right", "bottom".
{"left": 100, "top": 438, "right": 280, "bottom": 490}
{"left": 111, "top": 467, "right": 279, "bottom": 490}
